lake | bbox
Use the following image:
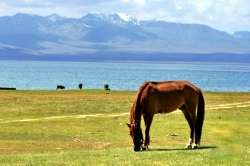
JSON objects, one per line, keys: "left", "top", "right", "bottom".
{"left": 1, "top": 60, "right": 250, "bottom": 92}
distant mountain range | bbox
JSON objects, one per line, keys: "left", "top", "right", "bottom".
{"left": 0, "top": 13, "right": 250, "bottom": 62}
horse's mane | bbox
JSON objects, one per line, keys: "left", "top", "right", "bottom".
{"left": 130, "top": 81, "right": 157, "bottom": 124}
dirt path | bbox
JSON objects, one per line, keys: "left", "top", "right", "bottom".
{"left": 0, "top": 113, "right": 130, "bottom": 124}
{"left": 207, "top": 101, "right": 250, "bottom": 110}
{"left": 1, "top": 101, "right": 249, "bottom": 124}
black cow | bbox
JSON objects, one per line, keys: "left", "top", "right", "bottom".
{"left": 79, "top": 83, "right": 83, "bottom": 90}
{"left": 104, "top": 84, "right": 110, "bottom": 90}
{"left": 57, "top": 85, "right": 65, "bottom": 90}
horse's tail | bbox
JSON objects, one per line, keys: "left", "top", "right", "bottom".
{"left": 196, "top": 90, "right": 205, "bottom": 145}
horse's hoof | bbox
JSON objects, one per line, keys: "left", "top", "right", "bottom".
{"left": 141, "top": 146, "right": 147, "bottom": 150}
{"left": 186, "top": 145, "right": 192, "bottom": 149}
{"left": 134, "top": 147, "right": 141, "bottom": 152}
{"left": 192, "top": 145, "right": 198, "bottom": 149}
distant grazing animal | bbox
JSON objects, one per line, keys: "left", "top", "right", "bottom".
{"left": 104, "top": 84, "right": 110, "bottom": 90}
{"left": 127, "top": 80, "right": 205, "bottom": 151}
{"left": 79, "top": 83, "right": 83, "bottom": 90}
{"left": 57, "top": 85, "right": 65, "bottom": 90}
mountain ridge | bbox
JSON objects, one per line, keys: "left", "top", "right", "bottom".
{"left": 0, "top": 13, "right": 250, "bottom": 62}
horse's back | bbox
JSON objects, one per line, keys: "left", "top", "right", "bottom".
{"left": 141, "top": 80, "right": 201, "bottom": 114}
{"left": 145, "top": 81, "right": 199, "bottom": 94}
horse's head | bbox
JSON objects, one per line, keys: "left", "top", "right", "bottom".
{"left": 127, "top": 120, "right": 143, "bottom": 152}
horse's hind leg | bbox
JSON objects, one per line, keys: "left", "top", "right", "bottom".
{"left": 186, "top": 103, "right": 199, "bottom": 149}
{"left": 180, "top": 105, "right": 195, "bottom": 149}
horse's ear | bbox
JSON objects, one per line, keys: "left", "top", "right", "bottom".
{"left": 126, "top": 123, "right": 131, "bottom": 128}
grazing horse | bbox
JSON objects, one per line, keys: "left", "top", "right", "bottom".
{"left": 127, "top": 80, "right": 205, "bottom": 151}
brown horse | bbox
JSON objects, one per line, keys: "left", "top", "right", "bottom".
{"left": 127, "top": 80, "right": 205, "bottom": 151}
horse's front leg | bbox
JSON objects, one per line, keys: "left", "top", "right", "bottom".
{"left": 142, "top": 114, "right": 148, "bottom": 150}
{"left": 186, "top": 138, "right": 194, "bottom": 149}
{"left": 143, "top": 114, "right": 154, "bottom": 150}
{"left": 142, "top": 128, "right": 150, "bottom": 150}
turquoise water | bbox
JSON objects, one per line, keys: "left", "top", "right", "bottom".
{"left": 1, "top": 60, "right": 250, "bottom": 91}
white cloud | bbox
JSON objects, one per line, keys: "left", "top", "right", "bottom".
{"left": 134, "top": 0, "right": 146, "bottom": 6}
{"left": 120, "top": 0, "right": 130, "bottom": 2}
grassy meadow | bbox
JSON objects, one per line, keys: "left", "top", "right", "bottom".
{"left": 0, "top": 90, "right": 250, "bottom": 165}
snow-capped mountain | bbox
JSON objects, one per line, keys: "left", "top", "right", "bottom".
{"left": 230, "top": 31, "right": 250, "bottom": 40}
{"left": 82, "top": 13, "right": 138, "bottom": 24}
{"left": 46, "top": 13, "right": 66, "bottom": 22}
{"left": 0, "top": 13, "right": 250, "bottom": 62}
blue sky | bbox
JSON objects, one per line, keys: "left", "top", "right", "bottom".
{"left": 0, "top": 0, "right": 249, "bottom": 33}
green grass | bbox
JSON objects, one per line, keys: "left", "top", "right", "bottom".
{"left": 0, "top": 90, "right": 250, "bottom": 165}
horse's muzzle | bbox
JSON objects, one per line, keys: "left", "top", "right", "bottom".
{"left": 133, "top": 139, "right": 143, "bottom": 152}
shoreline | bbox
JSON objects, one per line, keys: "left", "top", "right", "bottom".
{"left": 1, "top": 89, "right": 250, "bottom": 93}
{"left": 1, "top": 59, "right": 250, "bottom": 65}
